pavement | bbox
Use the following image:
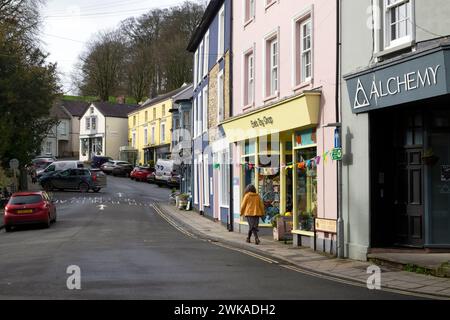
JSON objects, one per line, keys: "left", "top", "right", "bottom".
{"left": 156, "top": 202, "right": 450, "bottom": 299}
{"left": 0, "top": 176, "right": 415, "bottom": 300}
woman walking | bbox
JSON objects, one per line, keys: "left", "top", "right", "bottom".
{"left": 240, "top": 184, "right": 265, "bottom": 245}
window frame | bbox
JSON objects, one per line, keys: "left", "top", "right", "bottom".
{"left": 269, "top": 37, "right": 279, "bottom": 96}
{"left": 244, "top": 0, "right": 256, "bottom": 25}
{"left": 217, "top": 69, "right": 225, "bottom": 123}
{"left": 203, "top": 154, "right": 210, "bottom": 207}
{"left": 203, "top": 31, "right": 209, "bottom": 78}
{"left": 244, "top": 49, "right": 255, "bottom": 108}
{"left": 202, "top": 86, "right": 208, "bottom": 133}
{"left": 217, "top": 4, "right": 225, "bottom": 62}
{"left": 219, "top": 150, "right": 230, "bottom": 208}
{"left": 383, "top": 0, "right": 414, "bottom": 50}
{"left": 144, "top": 126, "right": 148, "bottom": 146}
{"left": 300, "top": 18, "right": 313, "bottom": 83}
{"left": 160, "top": 122, "right": 166, "bottom": 143}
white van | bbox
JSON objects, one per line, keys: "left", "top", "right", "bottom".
{"left": 154, "top": 159, "right": 181, "bottom": 187}
{"left": 37, "top": 161, "right": 84, "bottom": 178}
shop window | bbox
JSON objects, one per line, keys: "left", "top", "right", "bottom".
{"left": 258, "top": 157, "right": 281, "bottom": 225}
{"left": 294, "top": 147, "right": 317, "bottom": 232}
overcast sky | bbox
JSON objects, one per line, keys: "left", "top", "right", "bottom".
{"left": 40, "top": 0, "right": 194, "bottom": 95}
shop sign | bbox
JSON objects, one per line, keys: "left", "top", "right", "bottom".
{"left": 345, "top": 47, "right": 450, "bottom": 113}
{"left": 331, "top": 148, "right": 342, "bottom": 161}
{"left": 315, "top": 218, "right": 337, "bottom": 234}
{"left": 250, "top": 116, "right": 274, "bottom": 129}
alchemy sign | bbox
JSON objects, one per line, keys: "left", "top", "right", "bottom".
{"left": 354, "top": 65, "right": 441, "bottom": 109}
{"left": 345, "top": 47, "right": 450, "bottom": 114}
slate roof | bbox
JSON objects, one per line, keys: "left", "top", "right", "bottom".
{"left": 92, "top": 102, "right": 139, "bottom": 118}
{"left": 130, "top": 85, "right": 191, "bottom": 115}
{"left": 173, "top": 84, "right": 194, "bottom": 103}
{"left": 59, "top": 100, "right": 90, "bottom": 117}
{"left": 49, "top": 104, "right": 71, "bottom": 120}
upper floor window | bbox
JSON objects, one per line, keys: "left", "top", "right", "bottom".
{"left": 218, "top": 5, "right": 225, "bottom": 60}
{"left": 144, "top": 126, "right": 148, "bottom": 145}
{"left": 245, "top": 0, "right": 255, "bottom": 23}
{"left": 194, "top": 49, "right": 199, "bottom": 86}
{"left": 133, "top": 116, "right": 136, "bottom": 126}
{"left": 161, "top": 123, "right": 166, "bottom": 142}
{"left": 151, "top": 126, "right": 155, "bottom": 144}
{"left": 162, "top": 105, "right": 166, "bottom": 117}
{"left": 300, "top": 18, "right": 312, "bottom": 83}
{"left": 91, "top": 117, "right": 97, "bottom": 130}
{"left": 266, "top": 36, "right": 279, "bottom": 97}
{"left": 132, "top": 131, "right": 136, "bottom": 148}
{"left": 153, "top": 108, "right": 156, "bottom": 120}
{"left": 90, "top": 107, "right": 94, "bottom": 114}
{"left": 199, "top": 40, "right": 204, "bottom": 82}
{"left": 244, "top": 51, "right": 255, "bottom": 106}
{"left": 203, "top": 31, "right": 209, "bottom": 78}
{"left": 145, "top": 111, "right": 148, "bottom": 122}
{"left": 218, "top": 71, "right": 225, "bottom": 123}
{"left": 203, "top": 86, "right": 209, "bottom": 132}
{"left": 85, "top": 117, "right": 90, "bottom": 130}
{"left": 385, "top": 0, "right": 412, "bottom": 48}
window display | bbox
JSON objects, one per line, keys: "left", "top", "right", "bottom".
{"left": 258, "top": 166, "right": 280, "bottom": 224}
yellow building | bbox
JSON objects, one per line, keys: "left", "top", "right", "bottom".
{"left": 128, "top": 85, "right": 190, "bottom": 165}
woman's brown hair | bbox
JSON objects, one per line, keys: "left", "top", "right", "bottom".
{"left": 244, "top": 184, "right": 257, "bottom": 195}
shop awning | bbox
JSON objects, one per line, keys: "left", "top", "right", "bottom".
{"left": 221, "top": 92, "right": 321, "bottom": 143}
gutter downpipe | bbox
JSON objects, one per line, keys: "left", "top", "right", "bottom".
{"left": 228, "top": 0, "right": 234, "bottom": 232}
{"left": 336, "top": 0, "right": 345, "bottom": 259}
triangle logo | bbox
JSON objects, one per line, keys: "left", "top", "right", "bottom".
{"left": 354, "top": 79, "right": 370, "bottom": 109}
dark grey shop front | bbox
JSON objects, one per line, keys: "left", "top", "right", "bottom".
{"left": 345, "top": 41, "right": 450, "bottom": 249}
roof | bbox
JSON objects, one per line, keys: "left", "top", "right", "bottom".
{"left": 130, "top": 85, "right": 192, "bottom": 114}
{"left": 92, "top": 102, "right": 139, "bottom": 118}
{"left": 49, "top": 104, "right": 71, "bottom": 120}
{"left": 187, "top": 0, "right": 225, "bottom": 52}
{"left": 59, "top": 100, "right": 90, "bottom": 117}
{"left": 173, "top": 84, "right": 194, "bottom": 103}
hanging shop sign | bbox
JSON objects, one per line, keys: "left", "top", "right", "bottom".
{"left": 331, "top": 148, "right": 342, "bottom": 161}
{"left": 315, "top": 218, "right": 337, "bottom": 234}
{"left": 344, "top": 45, "right": 450, "bottom": 114}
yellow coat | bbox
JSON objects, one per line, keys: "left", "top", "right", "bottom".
{"left": 240, "top": 192, "right": 265, "bottom": 217}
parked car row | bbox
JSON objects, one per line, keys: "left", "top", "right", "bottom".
{"left": 128, "top": 159, "right": 181, "bottom": 188}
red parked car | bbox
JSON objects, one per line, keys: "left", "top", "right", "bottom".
{"left": 3, "top": 191, "right": 57, "bottom": 232}
{"left": 130, "top": 166, "right": 154, "bottom": 182}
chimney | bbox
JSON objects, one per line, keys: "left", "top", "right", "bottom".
{"left": 117, "top": 96, "right": 125, "bottom": 104}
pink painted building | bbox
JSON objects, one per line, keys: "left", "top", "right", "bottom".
{"left": 222, "top": 0, "right": 338, "bottom": 251}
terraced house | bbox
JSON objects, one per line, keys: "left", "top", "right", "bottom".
{"left": 127, "top": 85, "right": 191, "bottom": 165}
{"left": 187, "top": 0, "right": 232, "bottom": 227}
{"left": 222, "top": 0, "right": 339, "bottom": 252}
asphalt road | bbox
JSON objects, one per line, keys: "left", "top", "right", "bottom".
{"left": 0, "top": 176, "right": 417, "bottom": 300}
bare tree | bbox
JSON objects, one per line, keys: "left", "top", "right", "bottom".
{"left": 77, "top": 30, "right": 127, "bottom": 102}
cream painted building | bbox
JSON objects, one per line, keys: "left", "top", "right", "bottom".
{"left": 79, "top": 102, "right": 138, "bottom": 162}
